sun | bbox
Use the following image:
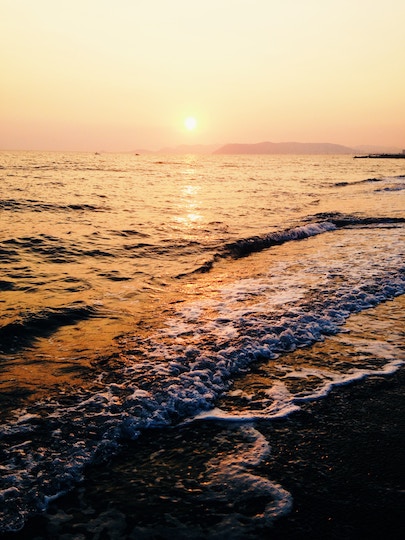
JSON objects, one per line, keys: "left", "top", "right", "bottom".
{"left": 184, "top": 116, "right": 197, "bottom": 131}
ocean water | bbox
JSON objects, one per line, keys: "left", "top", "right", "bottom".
{"left": 0, "top": 151, "right": 404, "bottom": 537}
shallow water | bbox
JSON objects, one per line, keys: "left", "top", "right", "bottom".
{"left": 6, "top": 297, "right": 404, "bottom": 540}
{"left": 0, "top": 152, "right": 404, "bottom": 534}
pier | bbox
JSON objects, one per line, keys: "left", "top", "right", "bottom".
{"left": 354, "top": 151, "right": 405, "bottom": 159}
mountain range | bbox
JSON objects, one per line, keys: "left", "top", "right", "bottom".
{"left": 213, "top": 141, "right": 355, "bottom": 155}
{"left": 134, "top": 142, "right": 402, "bottom": 155}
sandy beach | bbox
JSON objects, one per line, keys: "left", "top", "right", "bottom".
{"left": 5, "top": 362, "right": 404, "bottom": 540}
{"left": 262, "top": 365, "right": 405, "bottom": 539}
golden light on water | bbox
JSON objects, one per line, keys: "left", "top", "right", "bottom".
{"left": 174, "top": 183, "right": 203, "bottom": 229}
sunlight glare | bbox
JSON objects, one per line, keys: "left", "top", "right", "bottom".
{"left": 184, "top": 116, "right": 197, "bottom": 131}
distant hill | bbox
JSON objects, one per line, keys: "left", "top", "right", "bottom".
{"left": 213, "top": 141, "right": 356, "bottom": 155}
{"left": 134, "top": 141, "right": 402, "bottom": 156}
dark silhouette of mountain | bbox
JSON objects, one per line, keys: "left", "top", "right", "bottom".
{"left": 213, "top": 141, "right": 356, "bottom": 155}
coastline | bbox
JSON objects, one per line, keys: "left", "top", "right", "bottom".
{"left": 262, "top": 365, "right": 405, "bottom": 539}
{"left": 4, "top": 296, "right": 404, "bottom": 539}
{"left": 261, "top": 294, "right": 405, "bottom": 539}
{"left": 5, "top": 368, "right": 403, "bottom": 539}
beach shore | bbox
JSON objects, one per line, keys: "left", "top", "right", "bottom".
{"left": 6, "top": 365, "right": 404, "bottom": 540}
{"left": 3, "top": 297, "right": 404, "bottom": 539}
{"left": 262, "top": 365, "right": 405, "bottom": 539}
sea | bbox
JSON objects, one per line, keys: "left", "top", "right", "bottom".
{"left": 0, "top": 151, "right": 404, "bottom": 538}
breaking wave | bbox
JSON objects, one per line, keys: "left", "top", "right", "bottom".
{"left": 1, "top": 244, "right": 404, "bottom": 531}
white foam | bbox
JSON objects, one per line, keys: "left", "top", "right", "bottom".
{"left": 1, "top": 223, "right": 404, "bottom": 533}
{"left": 201, "top": 425, "right": 293, "bottom": 530}
{"left": 292, "top": 359, "right": 404, "bottom": 403}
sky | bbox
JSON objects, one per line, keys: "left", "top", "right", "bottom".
{"left": 1, "top": 0, "right": 404, "bottom": 152}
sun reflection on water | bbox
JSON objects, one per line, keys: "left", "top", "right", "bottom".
{"left": 174, "top": 183, "right": 203, "bottom": 229}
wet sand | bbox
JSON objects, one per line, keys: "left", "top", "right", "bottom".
{"left": 262, "top": 365, "right": 405, "bottom": 539}
{"left": 7, "top": 366, "right": 404, "bottom": 540}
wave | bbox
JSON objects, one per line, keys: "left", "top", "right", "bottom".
{"left": 375, "top": 179, "right": 405, "bottom": 192}
{"left": 1, "top": 235, "right": 119, "bottom": 264}
{"left": 0, "top": 304, "right": 97, "bottom": 353}
{"left": 334, "top": 174, "right": 405, "bottom": 188}
{"left": 0, "top": 279, "right": 15, "bottom": 291}
{"left": 0, "top": 198, "right": 109, "bottom": 213}
{"left": 169, "top": 213, "right": 405, "bottom": 278}
{"left": 0, "top": 243, "right": 23, "bottom": 262}
{"left": 1, "top": 208, "right": 404, "bottom": 532}
{"left": 1, "top": 255, "right": 404, "bottom": 531}
{"left": 199, "top": 425, "right": 293, "bottom": 532}
{"left": 193, "top": 213, "right": 405, "bottom": 264}
{"left": 223, "top": 221, "right": 337, "bottom": 258}
{"left": 308, "top": 212, "right": 405, "bottom": 227}
{"left": 114, "top": 229, "right": 151, "bottom": 238}
{"left": 334, "top": 177, "right": 383, "bottom": 187}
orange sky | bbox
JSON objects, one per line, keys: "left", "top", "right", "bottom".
{"left": 1, "top": 0, "right": 404, "bottom": 152}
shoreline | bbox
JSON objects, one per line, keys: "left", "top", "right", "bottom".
{"left": 263, "top": 366, "right": 405, "bottom": 539}
{"left": 2, "top": 296, "right": 404, "bottom": 539}
{"left": 5, "top": 366, "right": 404, "bottom": 539}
